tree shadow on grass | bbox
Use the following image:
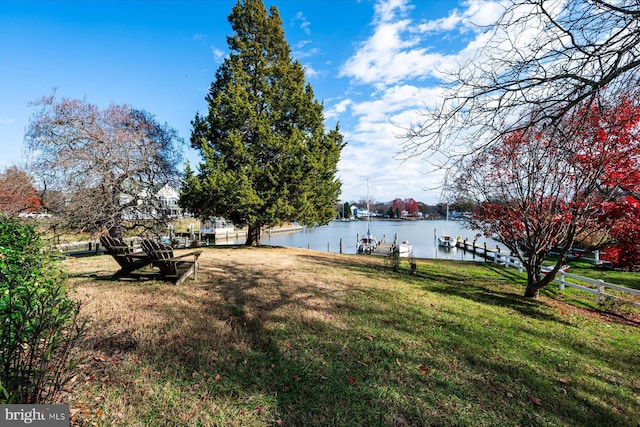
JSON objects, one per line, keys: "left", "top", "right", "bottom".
{"left": 71, "top": 253, "right": 430, "bottom": 424}
{"left": 68, "top": 248, "right": 639, "bottom": 426}
{"left": 298, "top": 253, "right": 568, "bottom": 325}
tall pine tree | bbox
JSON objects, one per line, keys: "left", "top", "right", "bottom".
{"left": 181, "top": 0, "right": 344, "bottom": 246}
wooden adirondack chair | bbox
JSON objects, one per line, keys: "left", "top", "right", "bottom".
{"left": 100, "top": 235, "right": 153, "bottom": 276}
{"left": 140, "top": 239, "right": 202, "bottom": 285}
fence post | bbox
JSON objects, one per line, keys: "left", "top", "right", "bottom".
{"left": 559, "top": 271, "right": 565, "bottom": 291}
{"left": 340, "top": 238, "right": 343, "bottom": 254}
{"left": 597, "top": 279, "right": 605, "bottom": 304}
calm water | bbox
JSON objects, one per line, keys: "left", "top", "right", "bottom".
{"left": 262, "top": 219, "right": 507, "bottom": 261}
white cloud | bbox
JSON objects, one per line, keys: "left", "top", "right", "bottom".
{"left": 373, "top": 0, "right": 413, "bottom": 24}
{"left": 294, "top": 43, "right": 320, "bottom": 59}
{"left": 416, "top": 11, "right": 463, "bottom": 33}
{"left": 0, "top": 118, "right": 15, "bottom": 125}
{"left": 325, "top": 99, "right": 353, "bottom": 120}
{"left": 303, "top": 64, "right": 319, "bottom": 79}
{"left": 340, "top": 0, "right": 504, "bottom": 88}
{"left": 463, "top": 0, "right": 506, "bottom": 27}
{"left": 335, "top": 0, "right": 504, "bottom": 202}
{"left": 294, "top": 12, "right": 311, "bottom": 35}
{"left": 211, "top": 46, "right": 225, "bottom": 61}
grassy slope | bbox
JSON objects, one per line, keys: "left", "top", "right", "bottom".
{"left": 63, "top": 247, "right": 639, "bottom": 426}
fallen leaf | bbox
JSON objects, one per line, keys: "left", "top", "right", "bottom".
{"left": 215, "top": 374, "right": 221, "bottom": 381}
{"left": 365, "top": 335, "right": 374, "bottom": 342}
{"left": 529, "top": 395, "right": 542, "bottom": 406}
{"left": 348, "top": 376, "right": 355, "bottom": 384}
{"left": 418, "top": 364, "right": 429, "bottom": 374}
{"left": 506, "top": 392, "right": 514, "bottom": 398}
{"left": 94, "top": 354, "right": 109, "bottom": 362}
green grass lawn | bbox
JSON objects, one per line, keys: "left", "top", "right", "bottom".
{"left": 64, "top": 248, "right": 639, "bottom": 426}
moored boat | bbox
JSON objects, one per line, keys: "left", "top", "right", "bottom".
{"left": 399, "top": 240, "right": 414, "bottom": 257}
{"left": 438, "top": 204, "right": 454, "bottom": 248}
{"left": 437, "top": 234, "right": 455, "bottom": 248}
{"left": 357, "top": 233, "right": 377, "bottom": 254}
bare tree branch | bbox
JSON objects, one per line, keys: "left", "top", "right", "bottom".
{"left": 24, "top": 94, "right": 183, "bottom": 238}
{"left": 402, "top": 0, "right": 640, "bottom": 176}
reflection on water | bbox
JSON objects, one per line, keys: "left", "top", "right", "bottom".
{"left": 263, "top": 219, "right": 508, "bottom": 261}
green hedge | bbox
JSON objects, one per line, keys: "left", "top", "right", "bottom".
{"left": 0, "top": 216, "right": 85, "bottom": 403}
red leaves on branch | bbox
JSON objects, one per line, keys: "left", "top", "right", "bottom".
{"left": 467, "top": 91, "right": 640, "bottom": 275}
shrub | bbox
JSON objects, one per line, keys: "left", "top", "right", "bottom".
{"left": 0, "top": 216, "right": 85, "bottom": 403}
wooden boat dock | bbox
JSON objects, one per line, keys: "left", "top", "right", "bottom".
{"left": 455, "top": 237, "right": 509, "bottom": 260}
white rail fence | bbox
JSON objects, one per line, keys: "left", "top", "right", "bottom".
{"left": 490, "top": 252, "right": 640, "bottom": 308}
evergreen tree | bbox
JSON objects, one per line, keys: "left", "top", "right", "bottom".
{"left": 181, "top": 0, "right": 344, "bottom": 246}
{"left": 343, "top": 201, "right": 351, "bottom": 219}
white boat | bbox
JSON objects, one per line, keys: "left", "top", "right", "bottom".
{"left": 437, "top": 234, "right": 455, "bottom": 248}
{"left": 357, "top": 233, "right": 377, "bottom": 255}
{"left": 399, "top": 240, "right": 414, "bottom": 257}
{"left": 437, "top": 204, "right": 455, "bottom": 248}
{"left": 357, "top": 179, "right": 377, "bottom": 255}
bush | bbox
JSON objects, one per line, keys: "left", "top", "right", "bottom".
{"left": 0, "top": 216, "right": 85, "bottom": 403}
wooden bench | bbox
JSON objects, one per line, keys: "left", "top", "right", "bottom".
{"left": 140, "top": 239, "right": 202, "bottom": 285}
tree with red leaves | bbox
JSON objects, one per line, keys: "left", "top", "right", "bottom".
{"left": 404, "top": 198, "right": 418, "bottom": 216}
{"left": 0, "top": 166, "right": 41, "bottom": 216}
{"left": 598, "top": 196, "right": 640, "bottom": 269}
{"left": 391, "top": 198, "right": 404, "bottom": 218}
{"left": 458, "top": 92, "right": 640, "bottom": 297}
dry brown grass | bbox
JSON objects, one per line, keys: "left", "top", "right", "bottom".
{"left": 63, "top": 246, "right": 386, "bottom": 425}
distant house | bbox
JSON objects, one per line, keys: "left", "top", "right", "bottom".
{"left": 121, "top": 182, "right": 182, "bottom": 220}
{"left": 155, "top": 183, "right": 181, "bottom": 217}
{"left": 352, "top": 206, "right": 374, "bottom": 219}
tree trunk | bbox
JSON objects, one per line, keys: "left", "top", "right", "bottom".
{"left": 108, "top": 223, "right": 122, "bottom": 240}
{"left": 524, "top": 281, "right": 541, "bottom": 298}
{"left": 246, "top": 222, "right": 261, "bottom": 246}
{"left": 524, "top": 254, "right": 567, "bottom": 298}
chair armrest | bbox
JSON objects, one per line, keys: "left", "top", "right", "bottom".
{"left": 171, "top": 251, "right": 202, "bottom": 261}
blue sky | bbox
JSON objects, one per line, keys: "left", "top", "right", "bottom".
{"left": 0, "top": 0, "right": 503, "bottom": 204}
